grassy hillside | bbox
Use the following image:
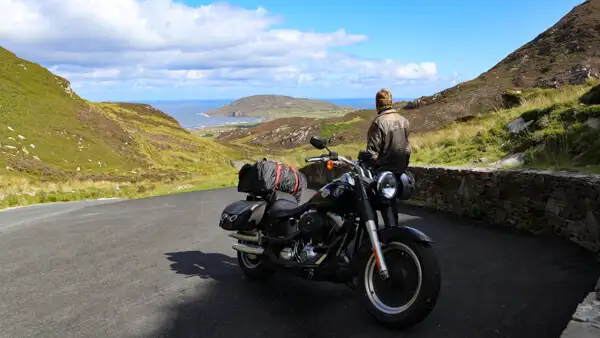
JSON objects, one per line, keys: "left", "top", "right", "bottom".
{"left": 262, "top": 82, "right": 600, "bottom": 175}
{"left": 0, "top": 46, "right": 242, "bottom": 209}
{"left": 204, "top": 94, "right": 354, "bottom": 118}
{"left": 409, "top": 82, "right": 600, "bottom": 172}
{"left": 217, "top": 0, "right": 600, "bottom": 149}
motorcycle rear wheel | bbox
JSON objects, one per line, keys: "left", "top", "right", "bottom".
{"left": 237, "top": 243, "right": 275, "bottom": 281}
{"left": 358, "top": 239, "right": 440, "bottom": 329}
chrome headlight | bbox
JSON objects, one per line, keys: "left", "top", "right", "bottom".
{"left": 376, "top": 171, "right": 397, "bottom": 199}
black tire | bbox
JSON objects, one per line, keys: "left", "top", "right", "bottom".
{"left": 236, "top": 244, "right": 275, "bottom": 281}
{"left": 345, "top": 276, "right": 359, "bottom": 291}
{"left": 357, "top": 239, "right": 441, "bottom": 329}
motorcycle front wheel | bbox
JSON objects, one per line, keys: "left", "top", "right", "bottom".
{"left": 358, "top": 239, "right": 441, "bottom": 329}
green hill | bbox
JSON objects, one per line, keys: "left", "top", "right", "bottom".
{"left": 204, "top": 94, "right": 354, "bottom": 118}
{"left": 0, "top": 46, "right": 241, "bottom": 208}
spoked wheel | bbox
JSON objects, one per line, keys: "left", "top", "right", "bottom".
{"left": 237, "top": 242, "right": 275, "bottom": 281}
{"left": 358, "top": 240, "right": 440, "bottom": 329}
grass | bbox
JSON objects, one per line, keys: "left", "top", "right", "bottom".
{"left": 3, "top": 81, "right": 598, "bottom": 211}
{"left": 0, "top": 171, "right": 239, "bottom": 210}
{"left": 0, "top": 46, "right": 248, "bottom": 210}
{"left": 255, "top": 110, "right": 351, "bottom": 119}
{"left": 407, "top": 82, "right": 600, "bottom": 172}
{"left": 192, "top": 122, "right": 264, "bottom": 139}
{"left": 319, "top": 117, "right": 364, "bottom": 139}
{"left": 262, "top": 82, "right": 600, "bottom": 175}
{"left": 0, "top": 49, "right": 140, "bottom": 176}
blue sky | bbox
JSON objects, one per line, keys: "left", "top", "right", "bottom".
{"left": 185, "top": 0, "right": 583, "bottom": 80}
{"left": 0, "top": 0, "right": 586, "bottom": 101}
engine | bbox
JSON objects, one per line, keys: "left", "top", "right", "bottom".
{"left": 279, "top": 210, "right": 345, "bottom": 263}
{"left": 298, "top": 210, "right": 331, "bottom": 242}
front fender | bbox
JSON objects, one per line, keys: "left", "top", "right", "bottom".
{"left": 378, "top": 225, "right": 434, "bottom": 244}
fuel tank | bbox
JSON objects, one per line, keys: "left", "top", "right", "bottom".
{"left": 306, "top": 173, "right": 356, "bottom": 215}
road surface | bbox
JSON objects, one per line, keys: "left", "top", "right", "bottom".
{"left": 0, "top": 189, "right": 598, "bottom": 338}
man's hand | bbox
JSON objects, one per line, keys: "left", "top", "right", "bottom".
{"left": 358, "top": 150, "right": 373, "bottom": 163}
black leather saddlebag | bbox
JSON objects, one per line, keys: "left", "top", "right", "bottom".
{"left": 219, "top": 200, "right": 267, "bottom": 231}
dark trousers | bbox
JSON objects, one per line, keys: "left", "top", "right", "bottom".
{"left": 391, "top": 197, "right": 400, "bottom": 225}
{"left": 391, "top": 172, "right": 406, "bottom": 225}
{"left": 374, "top": 168, "right": 406, "bottom": 226}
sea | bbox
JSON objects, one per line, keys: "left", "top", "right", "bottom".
{"left": 139, "top": 98, "right": 385, "bottom": 129}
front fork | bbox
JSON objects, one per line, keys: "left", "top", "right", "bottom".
{"left": 356, "top": 181, "right": 396, "bottom": 280}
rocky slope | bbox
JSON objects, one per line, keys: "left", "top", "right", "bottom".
{"left": 397, "top": 0, "right": 600, "bottom": 131}
{"left": 204, "top": 94, "right": 353, "bottom": 117}
{"left": 0, "top": 46, "right": 236, "bottom": 182}
{"left": 217, "top": 0, "right": 600, "bottom": 149}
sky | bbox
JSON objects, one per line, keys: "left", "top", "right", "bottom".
{"left": 0, "top": 0, "right": 587, "bottom": 101}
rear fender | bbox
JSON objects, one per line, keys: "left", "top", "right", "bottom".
{"left": 378, "top": 225, "right": 434, "bottom": 244}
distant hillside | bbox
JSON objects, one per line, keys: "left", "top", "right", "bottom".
{"left": 204, "top": 94, "right": 354, "bottom": 118}
{"left": 0, "top": 46, "right": 237, "bottom": 185}
{"left": 396, "top": 0, "right": 600, "bottom": 133}
{"left": 217, "top": 0, "right": 600, "bottom": 149}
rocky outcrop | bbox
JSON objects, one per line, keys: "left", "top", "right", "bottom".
{"left": 301, "top": 163, "right": 600, "bottom": 252}
{"left": 560, "top": 291, "right": 600, "bottom": 338}
{"left": 536, "top": 64, "right": 600, "bottom": 89}
{"left": 501, "top": 90, "right": 524, "bottom": 109}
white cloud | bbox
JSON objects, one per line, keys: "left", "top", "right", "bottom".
{"left": 0, "top": 0, "right": 439, "bottom": 96}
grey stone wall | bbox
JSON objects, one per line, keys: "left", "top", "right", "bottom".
{"left": 300, "top": 163, "right": 600, "bottom": 252}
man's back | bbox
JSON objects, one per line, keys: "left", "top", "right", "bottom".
{"left": 366, "top": 108, "right": 411, "bottom": 173}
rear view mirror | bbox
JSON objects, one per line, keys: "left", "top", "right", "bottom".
{"left": 310, "top": 136, "right": 328, "bottom": 150}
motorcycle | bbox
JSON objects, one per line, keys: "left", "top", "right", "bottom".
{"left": 218, "top": 135, "right": 441, "bottom": 329}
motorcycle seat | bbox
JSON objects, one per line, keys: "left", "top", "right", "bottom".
{"left": 268, "top": 191, "right": 308, "bottom": 219}
{"left": 270, "top": 191, "right": 298, "bottom": 204}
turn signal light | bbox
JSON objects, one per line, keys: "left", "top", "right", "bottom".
{"left": 326, "top": 160, "right": 334, "bottom": 171}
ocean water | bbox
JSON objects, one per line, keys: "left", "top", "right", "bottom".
{"left": 140, "top": 98, "right": 406, "bottom": 129}
{"left": 141, "top": 99, "right": 257, "bottom": 129}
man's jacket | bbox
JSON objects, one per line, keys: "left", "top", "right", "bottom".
{"left": 366, "top": 108, "right": 411, "bottom": 173}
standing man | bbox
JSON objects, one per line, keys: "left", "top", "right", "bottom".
{"left": 360, "top": 88, "right": 414, "bottom": 222}
{"left": 365, "top": 88, "right": 411, "bottom": 173}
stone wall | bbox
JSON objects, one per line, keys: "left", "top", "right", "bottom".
{"left": 299, "top": 164, "right": 600, "bottom": 252}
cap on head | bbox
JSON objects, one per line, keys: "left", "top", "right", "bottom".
{"left": 376, "top": 88, "right": 393, "bottom": 111}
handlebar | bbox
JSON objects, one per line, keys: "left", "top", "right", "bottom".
{"left": 304, "top": 151, "right": 375, "bottom": 181}
{"left": 304, "top": 155, "right": 325, "bottom": 163}
{"left": 304, "top": 154, "right": 355, "bottom": 167}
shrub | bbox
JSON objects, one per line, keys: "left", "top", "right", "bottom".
{"left": 579, "top": 84, "right": 600, "bottom": 105}
{"left": 575, "top": 105, "right": 600, "bottom": 121}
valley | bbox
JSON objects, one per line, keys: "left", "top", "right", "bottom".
{"left": 1, "top": 0, "right": 600, "bottom": 210}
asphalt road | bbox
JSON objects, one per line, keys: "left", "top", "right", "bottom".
{"left": 0, "top": 189, "right": 598, "bottom": 338}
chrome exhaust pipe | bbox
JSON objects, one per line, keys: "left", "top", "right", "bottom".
{"left": 229, "top": 232, "right": 259, "bottom": 243}
{"left": 232, "top": 243, "right": 264, "bottom": 255}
